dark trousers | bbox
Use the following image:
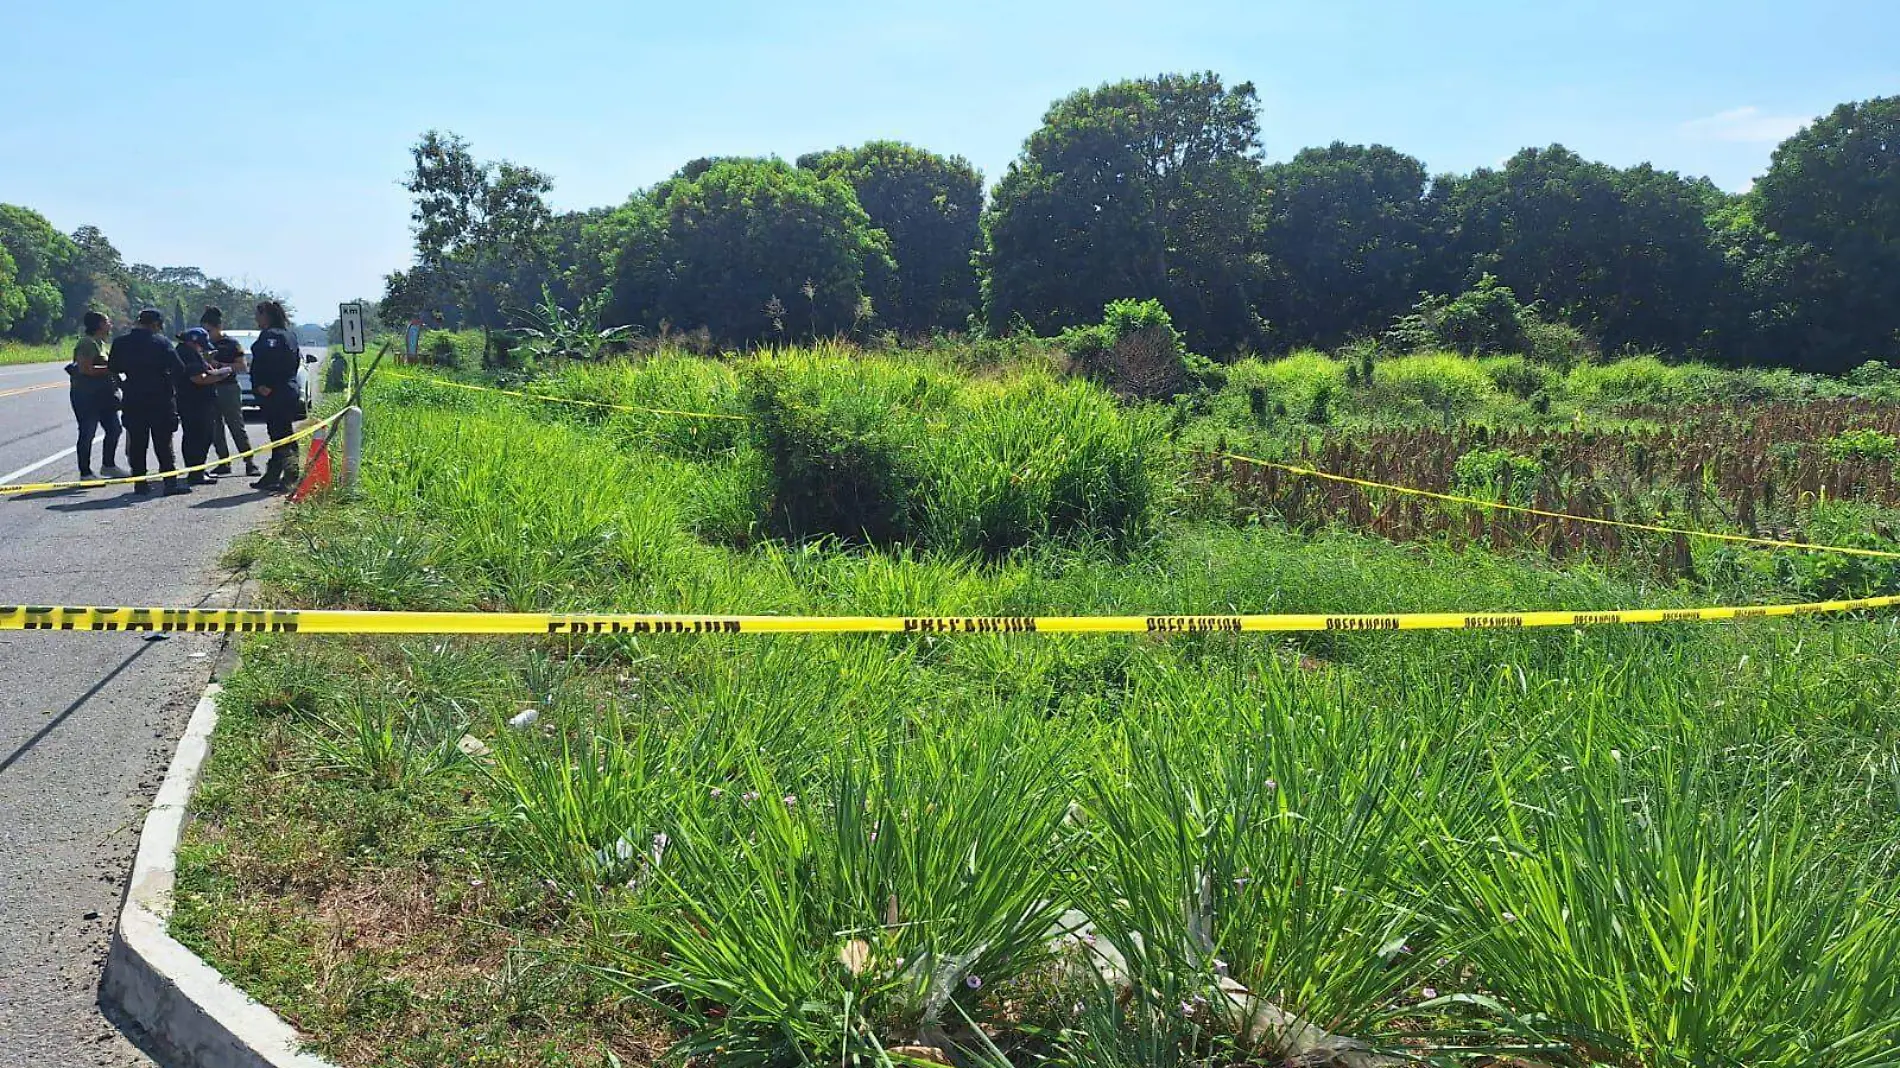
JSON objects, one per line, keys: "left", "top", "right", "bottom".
{"left": 70, "top": 389, "right": 122, "bottom": 476}
{"left": 211, "top": 382, "right": 251, "bottom": 463}
{"left": 181, "top": 397, "right": 217, "bottom": 470}
{"left": 260, "top": 393, "right": 300, "bottom": 480}
{"left": 122, "top": 403, "right": 180, "bottom": 484}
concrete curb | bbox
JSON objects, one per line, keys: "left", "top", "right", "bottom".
{"left": 101, "top": 683, "right": 337, "bottom": 1068}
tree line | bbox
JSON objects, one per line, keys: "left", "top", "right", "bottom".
{"left": 381, "top": 76, "right": 1900, "bottom": 374}
{"left": 0, "top": 206, "right": 287, "bottom": 344}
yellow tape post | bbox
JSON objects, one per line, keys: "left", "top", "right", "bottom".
{"left": 1218, "top": 451, "right": 1900, "bottom": 562}
{"left": 383, "top": 371, "right": 744, "bottom": 422}
{"left": 0, "top": 410, "right": 345, "bottom": 495}
{"left": 3, "top": 596, "right": 1897, "bottom": 636}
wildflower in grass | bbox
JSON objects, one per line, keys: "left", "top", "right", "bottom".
{"left": 741, "top": 790, "right": 759, "bottom": 804}
{"left": 710, "top": 787, "right": 724, "bottom": 799}
{"left": 783, "top": 793, "right": 798, "bottom": 807}
{"left": 965, "top": 974, "right": 982, "bottom": 990}
{"left": 1500, "top": 911, "right": 1517, "bottom": 923}
{"left": 1264, "top": 778, "right": 1277, "bottom": 791}
{"left": 1180, "top": 1000, "right": 1195, "bottom": 1017}
{"left": 1212, "top": 958, "right": 1228, "bottom": 977}
{"left": 1422, "top": 986, "right": 1438, "bottom": 1000}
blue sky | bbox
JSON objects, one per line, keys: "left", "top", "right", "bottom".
{"left": 3, "top": 0, "right": 1894, "bottom": 322}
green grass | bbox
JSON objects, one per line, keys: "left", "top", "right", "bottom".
{"left": 0, "top": 340, "right": 68, "bottom": 366}
{"left": 172, "top": 344, "right": 1900, "bottom": 1068}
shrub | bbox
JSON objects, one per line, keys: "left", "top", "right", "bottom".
{"left": 421, "top": 329, "right": 483, "bottom": 369}
{"left": 1479, "top": 354, "right": 1557, "bottom": 399}
{"left": 1452, "top": 446, "right": 1542, "bottom": 504}
{"left": 1060, "top": 298, "right": 1195, "bottom": 399}
{"left": 1386, "top": 275, "right": 1530, "bottom": 357}
{"left": 1823, "top": 428, "right": 1900, "bottom": 464}
{"left": 922, "top": 373, "right": 1157, "bottom": 554}
{"left": 1844, "top": 360, "right": 1900, "bottom": 401}
{"left": 744, "top": 352, "right": 1155, "bottom": 554}
{"left": 1566, "top": 355, "right": 1686, "bottom": 404}
{"left": 1371, "top": 353, "right": 1498, "bottom": 415}
{"left": 1521, "top": 317, "right": 1596, "bottom": 368}
{"left": 1389, "top": 275, "right": 1597, "bottom": 366}
{"left": 745, "top": 365, "right": 924, "bottom": 546}
{"left": 1221, "top": 353, "right": 1346, "bottom": 427}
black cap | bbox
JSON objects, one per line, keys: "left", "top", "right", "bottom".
{"left": 136, "top": 308, "right": 164, "bottom": 326}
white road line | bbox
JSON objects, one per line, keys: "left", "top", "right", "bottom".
{"left": 1, "top": 447, "right": 77, "bottom": 486}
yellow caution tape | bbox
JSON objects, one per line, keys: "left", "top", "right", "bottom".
{"left": 2, "top": 595, "right": 1896, "bottom": 635}
{"left": 384, "top": 371, "right": 745, "bottom": 422}
{"left": 1220, "top": 451, "right": 1900, "bottom": 562}
{"left": 0, "top": 380, "right": 63, "bottom": 400}
{"left": 0, "top": 409, "right": 345, "bottom": 495}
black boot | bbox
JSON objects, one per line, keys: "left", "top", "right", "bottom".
{"left": 188, "top": 472, "right": 214, "bottom": 486}
{"left": 162, "top": 479, "right": 191, "bottom": 497}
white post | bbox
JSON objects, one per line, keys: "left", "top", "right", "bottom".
{"left": 342, "top": 406, "right": 363, "bottom": 489}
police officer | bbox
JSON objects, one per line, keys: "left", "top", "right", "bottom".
{"left": 108, "top": 308, "right": 192, "bottom": 496}
{"left": 173, "top": 327, "right": 235, "bottom": 485}
{"left": 249, "top": 300, "right": 303, "bottom": 491}
{"left": 201, "top": 306, "right": 258, "bottom": 477}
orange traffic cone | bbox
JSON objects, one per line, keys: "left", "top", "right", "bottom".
{"left": 291, "top": 431, "right": 335, "bottom": 501}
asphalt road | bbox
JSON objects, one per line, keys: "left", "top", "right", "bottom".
{"left": 0, "top": 352, "right": 325, "bottom": 1066}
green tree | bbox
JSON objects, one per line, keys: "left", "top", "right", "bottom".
{"left": 0, "top": 204, "right": 85, "bottom": 341}
{"left": 1259, "top": 143, "right": 1431, "bottom": 348}
{"left": 608, "top": 159, "right": 893, "bottom": 344}
{"left": 797, "top": 141, "right": 982, "bottom": 333}
{"left": 1428, "top": 147, "right": 1728, "bottom": 355}
{"left": 0, "top": 243, "right": 25, "bottom": 337}
{"left": 393, "top": 130, "right": 556, "bottom": 360}
{"left": 1750, "top": 97, "right": 1900, "bottom": 372}
{"left": 980, "top": 73, "right": 1267, "bottom": 353}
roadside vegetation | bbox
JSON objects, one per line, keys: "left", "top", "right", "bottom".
{"left": 0, "top": 341, "right": 65, "bottom": 366}
{"left": 174, "top": 328, "right": 1900, "bottom": 1067}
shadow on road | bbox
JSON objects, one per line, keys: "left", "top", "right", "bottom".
{"left": 0, "top": 638, "right": 162, "bottom": 777}
{"left": 45, "top": 494, "right": 141, "bottom": 513}
{"left": 191, "top": 491, "right": 273, "bottom": 509}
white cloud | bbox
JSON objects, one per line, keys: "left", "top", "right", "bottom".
{"left": 1680, "top": 106, "right": 1808, "bottom": 144}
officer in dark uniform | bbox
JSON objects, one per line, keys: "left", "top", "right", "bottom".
{"left": 108, "top": 308, "right": 193, "bottom": 496}
{"left": 249, "top": 300, "right": 304, "bottom": 491}
{"left": 173, "top": 327, "right": 235, "bottom": 485}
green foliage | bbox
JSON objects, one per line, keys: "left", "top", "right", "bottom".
{"left": 1751, "top": 97, "right": 1900, "bottom": 373}
{"left": 1387, "top": 275, "right": 1533, "bottom": 357}
{"left": 1823, "top": 428, "right": 1900, "bottom": 464}
{"left": 798, "top": 141, "right": 983, "bottom": 334}
{"left": 743, "top": 351, "right": 1156, "bottom": 554}
{"left": 1059, "top": 298, "right": 1196, "bottom": 399}
{"left": 1479, "top": 354, "right": 1558, "bottom": 399}
{"left": 508, "top": 286, "right": 637, "bottom": 361}
{"left": 386, "top": 131, "right": 556, "bottom": 354}
{"left": 1429, "top": 146, "right": 1729, "bottom": 355}
{"left": 1221, "top": 352, "right": 1344, "bottom": 425}
{"left": 420, "top": 329, "right": 482, "bottom": 369}
{"left": 1368, "top": 352, "right": 1499, "bottom": 415}
{"left": 981, "top": 72, "right": 1266, "bottom": 353}
{"left": 1451, "top": 446, "right": 1542, "bottom": 504}
{"left": 611, "top": 158, "right": 895, "bottom": 345}
{"left": 1259, "top": 142, "right": 1431, "bottom": 349}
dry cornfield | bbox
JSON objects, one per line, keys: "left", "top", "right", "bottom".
{"left": 1198, "top": 399, "right": 1900, "bottom": 573}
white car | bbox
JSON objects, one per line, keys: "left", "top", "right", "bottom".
{"left": 221, "top": 330, "right": 316, "bottom": 417}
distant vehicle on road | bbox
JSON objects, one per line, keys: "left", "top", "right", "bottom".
{"left": 223, "top": 330, "right": 317, "bottom": 417}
